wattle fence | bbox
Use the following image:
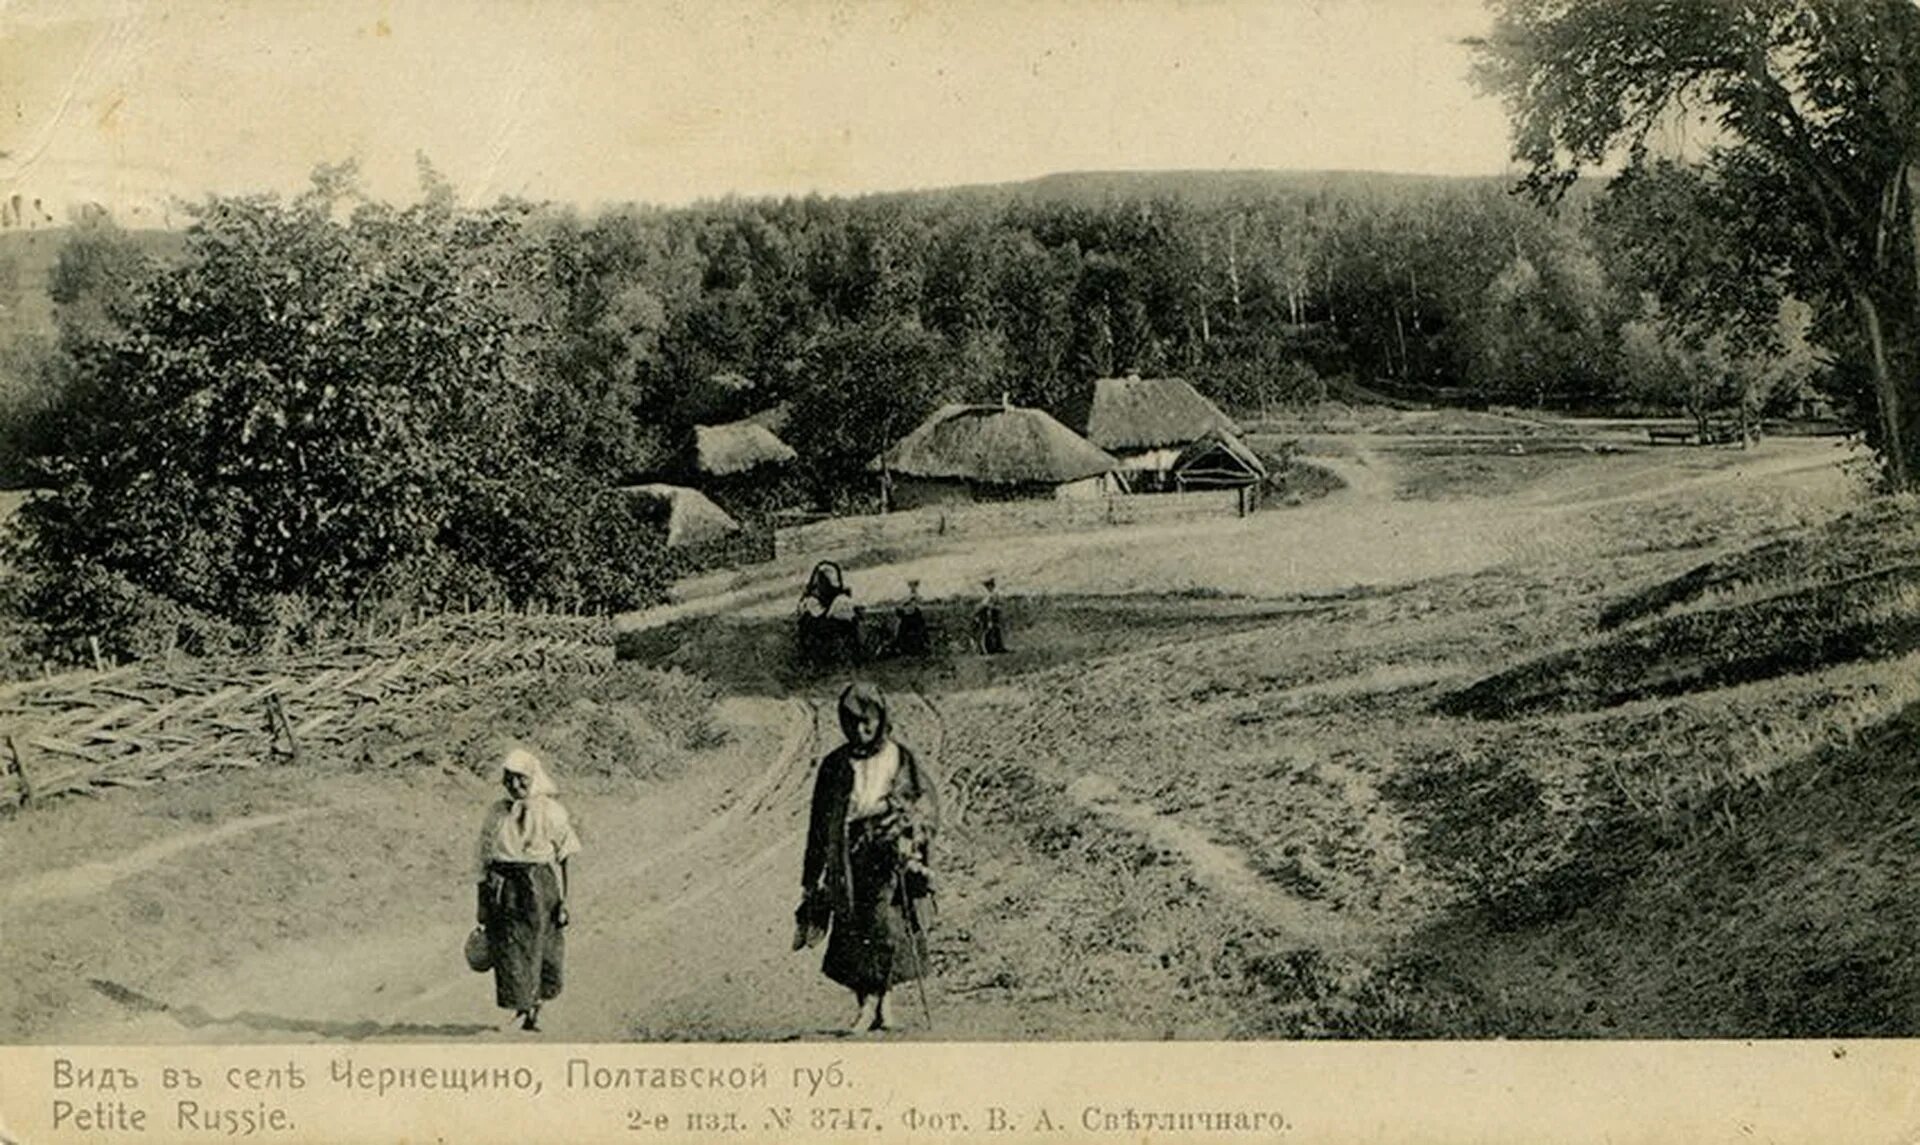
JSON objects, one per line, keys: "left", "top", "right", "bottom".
{"left": 0, "top": 613, "right": 613, "bottom": 811}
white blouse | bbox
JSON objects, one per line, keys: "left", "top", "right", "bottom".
{"left": 847, "top": 741, "right": 900, "bottom": 821}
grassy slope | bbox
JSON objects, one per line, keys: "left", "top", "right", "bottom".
{"left": 1368, "top": 501, "right": 1920, "bottom": 1036}
{"left": 610, "top": 441, "right": 1897, "bottom": 1038}
{"left": 904, "top": 446, "right": 1915, "bottom": 1037}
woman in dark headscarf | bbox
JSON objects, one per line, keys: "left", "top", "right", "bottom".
{"left": 798, "top": 682, "right": 941, "bottom": 1032}
{"left": 798, "top": 561, "right": 861, "bottom": 665}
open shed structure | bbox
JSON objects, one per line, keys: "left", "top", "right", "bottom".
{"left": 1081, "top": 375, "right": 1240, "bottom": 490}
{"left": 1170, "top": 428, "right": 1268, "bottom": 489}
{"left": 872, "top": 403, "right": 1121, "bottom": 511}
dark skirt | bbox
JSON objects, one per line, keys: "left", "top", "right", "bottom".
{"left": 483, "top": 862, "right": 565, "bottom": 1011}
{"left": 822, "top": 817, "right": 929, "bottom": 993}
{"left": 976, "top": 605, "right": 1006, "bottom": 654}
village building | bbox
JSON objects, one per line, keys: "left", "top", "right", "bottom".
{"left": 691, "top": 419, "right": 798, "bottom": 479}
{"left": 1170, "top": 427, "right": 1268, "bottom": 490}
{"left": 1079, "top": 375, "right": 1241, "bottom": 491}
{"left": 620, "top": 483, "right": 744, "bottom": 549}
{"left": 684, "top": 414, "right": 803, "bottom": 522}
{"left": 872, "top": 402, "right": 1121, "bottom": 511}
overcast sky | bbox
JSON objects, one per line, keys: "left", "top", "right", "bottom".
{"left": 0, "top": 0, "right": 1516, "bottom": 222}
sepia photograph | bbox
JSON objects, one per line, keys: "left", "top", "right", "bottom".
{"left": 2, "top": 0, "right": 1919, "bottom": 1137}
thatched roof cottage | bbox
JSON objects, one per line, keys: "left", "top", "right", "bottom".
{"left": 1080, "top": 375, "right": 1239, "bottom": 483}
{"left": 692, "top": 419, "right": 798, "bottom": 478}
{"left": 872, "top": 403, "right": 1121, "bottom": 510}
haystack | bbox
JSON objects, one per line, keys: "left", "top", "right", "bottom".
{"left": 623, "top": 483, "right": 742, "bottom": 548}
{"left": 872, "top": 403, "right": 1119, "bottom": 509}
{"left": 693, "top": 420, "right": 798, "bottom": 478}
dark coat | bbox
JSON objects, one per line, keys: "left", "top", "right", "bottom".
{"left": 802, "top": 741, "right": 940, "bottom": 922}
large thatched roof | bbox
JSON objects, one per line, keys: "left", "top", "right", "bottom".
{"left": 1084, "top": 375, "right": 1237, "bottom": 452}
{"left": 622, "top": 484, "right": 742, "bottom": 548}
{"left": 694, "top": 420, "right": 797, "bottom": 477}
{"left": 873, "top": 404, "right": 1118, "bottom": 485}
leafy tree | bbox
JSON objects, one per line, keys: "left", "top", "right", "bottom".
{"left": 1474, "top": 0, "right": 1920, "bottom": 486}
{"left": 6, "top": 167, "right": 671, "bottom": 664}
{"left": 784, "top": 318, "right": 955, "bottom": 511}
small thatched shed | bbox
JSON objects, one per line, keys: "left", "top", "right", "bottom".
{"left": 693, "top": 420, "right": 798, "bottom": 478}
{"left": 872, "top": 403, "right": 1121, "bottom": 510}
{"left": 1170, "top": 428, "right": 1268, "bottom": 489}
{"left": 1082, "top": 376, "right": 1239, "bottom": 483}
{"left": 622, "top": 483, "right": 743, "bottom": 548}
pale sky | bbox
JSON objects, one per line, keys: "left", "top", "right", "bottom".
{"left": 0, "top": 0, "right": 1515, "bottom": 223}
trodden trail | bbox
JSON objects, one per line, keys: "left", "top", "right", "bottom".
{"left": 53, "top": 695, "right": 960, "bottom": 1044}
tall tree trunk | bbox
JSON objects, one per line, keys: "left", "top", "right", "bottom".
{"left": 1856, "top": 291, "right": 1912, "bottom": 490}
{"left": 1226, "top": 219, "right": 1243, "bottom": 324}
{"left": 1392, "top": 306, "right": 1409, "bottom": 382}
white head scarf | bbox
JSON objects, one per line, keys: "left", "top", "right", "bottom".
{"left": 502, "top": 746, "right": 558, "bottom": 797}
{"left": 477, "top": 746, "right": 581, "bottom": 875}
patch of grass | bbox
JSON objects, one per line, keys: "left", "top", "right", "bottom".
{"left": 1391, "top": 447, "right": 1600, "bottom": 501}
{"left": 1259, "top": 460, "right": 1345, "bottom": 506}
{"left": 1381, "top": 696, "right": 1920, "bottom": 1037}
{"left": 1441, "top": 563, "right": 1920, "bottom": 719}
{"left": 616, "top": 594, "right": 1330, "bottom": 698}
{"left": 932, "top": 752, "right": 1261, "bottom": 1033}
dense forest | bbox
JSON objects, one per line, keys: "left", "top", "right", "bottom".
{"left": 0, "top": 164, "right": 1823, "bottom": 667}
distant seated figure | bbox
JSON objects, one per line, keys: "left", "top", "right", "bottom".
{"left": 799, "top": 561, "right": 849, "bottom": 619}
{"left": 893, "top": 579, "right": 930, "bottom": 657}
{"left": 973, "top": 576, "right": 1007, "bottom": 655}
{"left": 799, "top": 561, "right": 861, "bottom": 664}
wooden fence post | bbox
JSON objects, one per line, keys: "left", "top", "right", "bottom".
{"left": 6, "top": 735, "right": 35, "bottom": 809}
{"left": 265, "top": 694, "right": 300, "bottom": 765}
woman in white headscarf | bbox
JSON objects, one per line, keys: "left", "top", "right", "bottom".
{"left": 475, "top": 746, "right": 581, "bottom": 1032}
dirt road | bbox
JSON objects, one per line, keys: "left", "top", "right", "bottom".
{"left": 728, "top": 437, "right": 1853, "bottom": 613}
{"left": 9, "top": 436, "right": 1861, "bottom": 1044}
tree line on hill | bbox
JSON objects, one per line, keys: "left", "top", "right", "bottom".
{"left": 0, "top": 136, "right": 1839, "bottom": 668}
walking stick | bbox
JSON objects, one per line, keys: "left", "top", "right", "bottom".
{"left": 895, "top": 864, "right": 934, "bottom": 1031}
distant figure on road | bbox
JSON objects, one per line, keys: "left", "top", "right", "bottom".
{"left": 973, "top": 576, "right": 1007, "bottom": 654}
{"left": 476, "top": 746, "right": 581, "bottom": 1032}
{"left": 798, "top": 560, "right": 862, "bottom": 665}
{"left": 892, "top": 579, "right": 931, "bottom": 657}
{"left": 798, "top": 682, "right": 941, "bottom": 1033}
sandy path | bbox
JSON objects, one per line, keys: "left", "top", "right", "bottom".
{"left": 1063, "top": 773, "right": 1373, "bottom": 951}
{"left": 54, "top": 695, "right": 959, "bottom": 1043}
{"left": 0, "top": 811, "right": 316, "bottom": 910}
{"left": 728, "top": 440, "right": 1847, "bottom": 614}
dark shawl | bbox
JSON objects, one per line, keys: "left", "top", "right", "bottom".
{"left": 801, "top": 740, "right": 941, "bottom": 922}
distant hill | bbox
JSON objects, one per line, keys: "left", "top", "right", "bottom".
{"left": 921, "top": 168, "right": 1523, "bottom": 207}
{"left": 890, "top": 167, "right": 1614, "bottom": 213}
